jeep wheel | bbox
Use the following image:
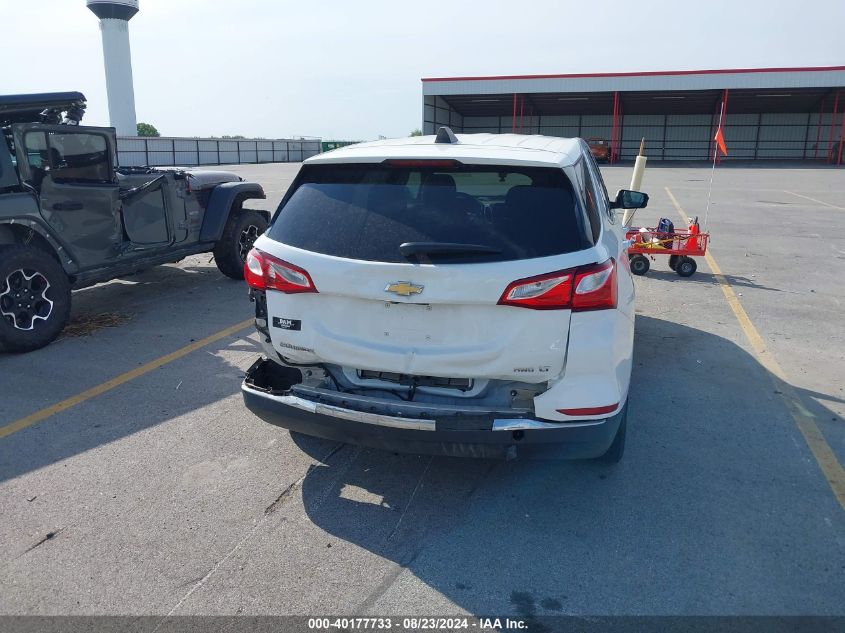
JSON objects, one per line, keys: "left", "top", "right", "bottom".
{"left": 0, "top": 245, "right": 71, "bottom": 353}
{"left": 213, "top": 210, "right": 268, "bottom": 280}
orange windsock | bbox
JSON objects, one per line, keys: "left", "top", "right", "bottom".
{"left": 714, "top": 127, "right": 728, "bottom": 156}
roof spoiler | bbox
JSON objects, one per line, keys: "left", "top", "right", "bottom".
{"left": 434, "top": 126, "right": 459, "bottom": 144}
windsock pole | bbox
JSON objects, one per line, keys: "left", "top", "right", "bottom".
{"left": 622, "top": 138, "right": 647, "bottom": 227}
{"left": 705, "top": 101, "right": 726, "bottom": 231}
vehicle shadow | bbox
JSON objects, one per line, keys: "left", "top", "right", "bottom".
{"left": 639, "top": 268, "right": 782, "bottom": 292}
{"left": 290, "top": 315, "right": 845, "bottom": 617}
{"left": 69, "top": 257, "right": 230, "bottom": 315}
{"left": 0, "top": 256, "right": 236, "bottom": 358}
{"left": 0, "top": 257, "right": 257, "bottom": 483}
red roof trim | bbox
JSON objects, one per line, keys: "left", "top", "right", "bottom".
{"left": 421, "top": 66, "right": 845, "bottom": 83}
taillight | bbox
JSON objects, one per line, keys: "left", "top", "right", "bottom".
{"left": 244, "top": 248, "right": 317, "bottom": 294}
{"left": 498, "top": 270, "right": 574, "bottom": 310}
{"left": 571, "top": 259, "right": 617, "bottom": 311}
{"left": 498, "top": 259, "right": 616, "bottom": 311}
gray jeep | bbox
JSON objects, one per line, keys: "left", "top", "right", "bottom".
{"left": 0, "top": 92, "right": 268, "bottom": 352}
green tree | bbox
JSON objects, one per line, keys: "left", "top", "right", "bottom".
{"left": 409, "top": 128, "right": 423, "bottom": 137}
{"left": 136, "top": 122, "right": 160, "bottom": 137}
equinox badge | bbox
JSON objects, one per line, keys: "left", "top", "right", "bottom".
{"left": 385, "top": 281, "right": 424, "bottom": 297}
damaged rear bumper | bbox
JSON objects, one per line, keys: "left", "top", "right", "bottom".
{"left": 241, "top": 358, "right": 622, "bottom": 460}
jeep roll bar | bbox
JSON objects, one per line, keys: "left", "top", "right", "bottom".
{"left": 0, "top": 92, "right": 87, "bottom": 127}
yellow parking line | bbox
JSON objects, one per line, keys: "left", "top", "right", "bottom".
{"left": 783, "top": 190, "right": 845, "bottom": 211}
{"left": 665, "top": 186, "right": 845, "bottom": 510}
{"left": 0, "top": 319, "right": 253, "bottom": 440}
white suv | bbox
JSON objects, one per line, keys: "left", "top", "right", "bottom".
{"left": 241, "top": 128, "right": 647, "bottom": 462}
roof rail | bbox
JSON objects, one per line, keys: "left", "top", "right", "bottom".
{"left": 434, "top": 126, "right": 459, "bottom": 144}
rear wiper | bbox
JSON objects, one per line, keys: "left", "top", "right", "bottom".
{"left": 399, "top": 242, "right": 501, "bottom": 260}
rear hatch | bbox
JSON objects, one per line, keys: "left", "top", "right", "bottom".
{"left": 251, "top": 160, "right": 600, "bottom": 384}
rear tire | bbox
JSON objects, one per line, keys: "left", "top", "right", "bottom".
{"left": 676, "top": 257, "right": 697, "bottom": 277}
{"left": 668, "top": 255, "right": 679, "bottom": 270}
{"left": 598, "top": 401, "right": 627, "bottom": 464}
{"left": 0, "top": 245, "right": 71, "bottom": 353}
{"left": 630, "top": 254, "right": 650, "bottom": 276}
{"left": 213, "top": 209, "right": 268, "bottom": 280}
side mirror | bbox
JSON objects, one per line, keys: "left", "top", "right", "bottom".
{"left": 610, "top": 189, "right": 649, "bottom": 210}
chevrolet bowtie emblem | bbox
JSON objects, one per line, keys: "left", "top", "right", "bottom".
{"left": 385, "top": 281, "right": 424, "bottom": 297}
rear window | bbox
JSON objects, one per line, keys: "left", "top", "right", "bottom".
{"left": 268, "top": 163, "right": 589, "bottom": 263}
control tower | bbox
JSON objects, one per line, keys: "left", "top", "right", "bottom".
{"left": 86, "top": 0, "right": 139, "bottom": 136}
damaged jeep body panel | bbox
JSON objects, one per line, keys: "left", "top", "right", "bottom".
{"left": 200, "top": 180, "right": 266, "bottom": 242}
{"left": 1, "top": 94, "right": 267, "bottom": 287}
{"left": 0, "top": 92, "right": 269, "bottom": 352}
{"left": 11, "top": 123, "right": 124, "bottom": 272}
{"left": 0, "top": 137, "right": 17, "bottom": 190}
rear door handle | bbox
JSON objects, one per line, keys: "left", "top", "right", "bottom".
{"left": 52, "top": 202, "right": 84, "bottom": 211}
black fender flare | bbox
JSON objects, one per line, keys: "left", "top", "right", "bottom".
{"left": 0, "top": 216, "right": 79, "bottom": 275}
{"left": 199, "top": 182, "right": 266, "bottom": 242}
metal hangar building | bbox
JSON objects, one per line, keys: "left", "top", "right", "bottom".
{"left": 421, "top": 66, "right": 845, "bottom": 164}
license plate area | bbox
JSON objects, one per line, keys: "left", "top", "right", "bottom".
{"left": 380, "top": 301, "right": 436, "bottom": 344}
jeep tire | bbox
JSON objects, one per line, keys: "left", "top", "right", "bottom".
{"left": 213, "top": 210, "right": 268, "bottom": 280}
{"left": 0, "top": 245, "right": 72, "bottom": 353}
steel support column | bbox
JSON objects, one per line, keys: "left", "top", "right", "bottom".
{"left": 519, "top": 95, "right": 524, "bottom": 134}
{"left": 710, "top": 107, "right": 718, "bottom": 160}
{"left": 618, "top": 99, "right": 624, "bottom": 160}
{"left": 814, "top": 100, "right": 825, "bottom": 159}
{"left": 837, "top": 106, "right": 845, "bottom": 166}
{"left": 610, "top": 91, "right": 620, "bottom": 164}
{"left": 827, "top": 91, "right": 840, "bottom": 162}
{"left": 716, "top": 88, "right": 729, "bottom": 164}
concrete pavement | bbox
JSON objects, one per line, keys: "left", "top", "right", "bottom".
{"left": 1, "top": 163, "right": 843, "bottom": 619}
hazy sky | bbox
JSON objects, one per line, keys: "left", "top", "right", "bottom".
{"left": 5, "top": 0, "right": 844, "bottom": 140}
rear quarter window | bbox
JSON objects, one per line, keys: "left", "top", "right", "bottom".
{"left": 576, "top": 158, "right": 602, "bottom": 242}
{"left": 268, "top": 163, "right": 590, "bottom": 263}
